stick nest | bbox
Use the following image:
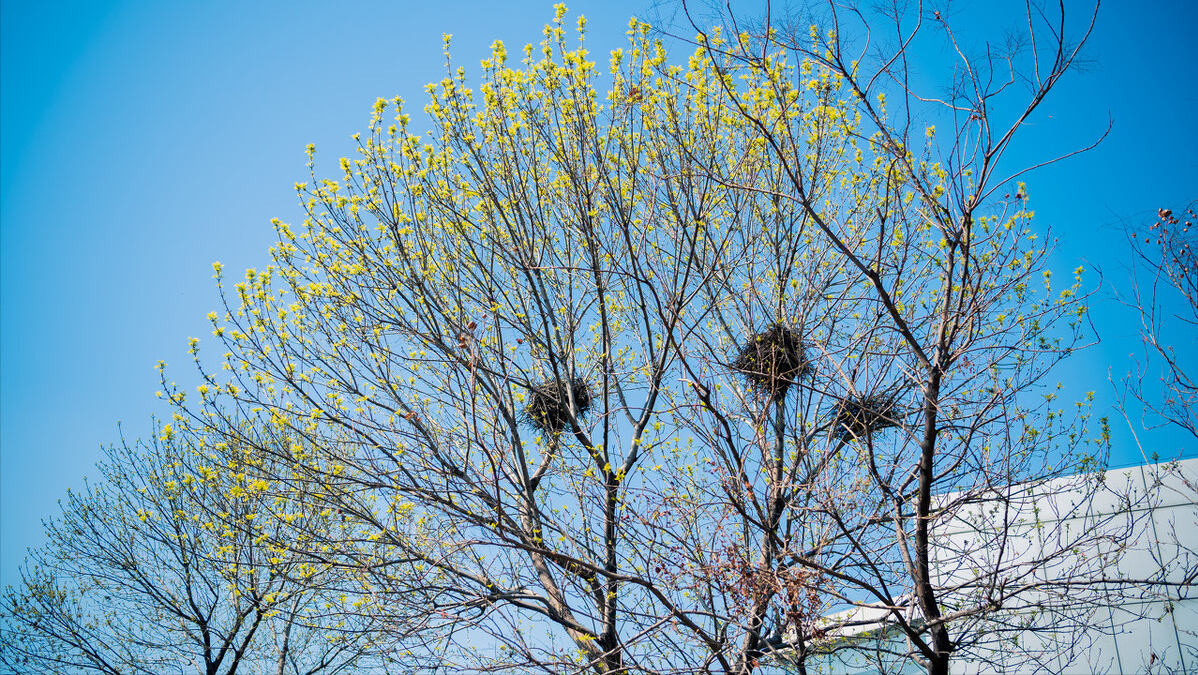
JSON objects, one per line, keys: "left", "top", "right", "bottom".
{"left": 522, "top": 377, "right": 593, "bottom": 434}
{"left": 731, "top": 324, "right": 811, "bottom": 399}
{"left": 831, "top": 389, "right": 905, "bottom": 440}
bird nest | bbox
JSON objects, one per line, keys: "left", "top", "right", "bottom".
{"left": 731, "top": 324, "right": 811, "bottom": 400}
{"left": 830, "top": 389, "right": 905, "bottom": 440}
{"left": 522, "top": 377, "right": 593, "bottom": 434}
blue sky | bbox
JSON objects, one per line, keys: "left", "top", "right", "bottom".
{"left": 2, "top": 0, "right": 1195, "bottom": 588}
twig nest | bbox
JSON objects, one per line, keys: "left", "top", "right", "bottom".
{"left": 522, "top": 377, "right": 593, "bottom": 434}
{"left": 831, "top": 388, "right": 905, "bottom": 440}
{"left": 731, "top": 323, "right": 811, "bottom": 400}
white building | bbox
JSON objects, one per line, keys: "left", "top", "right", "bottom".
{"left": 778, "top": 458, "right": 1197, "bottom": 674}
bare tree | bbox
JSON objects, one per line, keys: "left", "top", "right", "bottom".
{"left": 0, "top": 419, "right": 385, "bottom": 675}
{"left": 1111, "top": 201, "right": 1198, "bottom": 672}
{"left": 160, "top": 4, "right": 1173, "bottom": 674}
{"left": 1119, "top": 202, "right": 1197, "bottom": 446}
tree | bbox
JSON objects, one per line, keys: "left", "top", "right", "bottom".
{"left": 1114, "top": 201, "right": 1198, "bottom": 670}
{"left": 164, "top": 4, "right": 1156, "bottom": 674}
{"left": 0, "top": 419, "right": 386, "bottom": 675}
{"left": 1119, "top": 202, "right": 1197, "bottom": 446}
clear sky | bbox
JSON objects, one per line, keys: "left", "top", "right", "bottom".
{"left": 2, "top": 0, "right": 1195, "bottom": 589}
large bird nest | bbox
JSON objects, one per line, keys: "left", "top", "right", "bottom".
{"left": 731, "top": 323, "right": 811, "bottom": 400}
{"left": 830, "top": 388, "right": 906, "bottom": 440}
{"left": 522, "top": 377, "right": 593, "bottom": 435}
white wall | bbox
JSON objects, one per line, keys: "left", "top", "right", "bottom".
{"left": 788, "top": 458, "right": 1197, "bottom": 674}
{"left": 939, "top": 458, "right": 1197, "bottom": 674}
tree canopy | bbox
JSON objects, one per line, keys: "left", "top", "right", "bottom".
{"left": 0, "top": 420, "right": 387, "bottom": 675}
{"left": 10, "top": 3, "right": 1171, "bottom": 674}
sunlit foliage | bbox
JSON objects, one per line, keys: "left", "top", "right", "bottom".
{"left": 155, "top": 5, "right": 1118, "bottom": 674}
